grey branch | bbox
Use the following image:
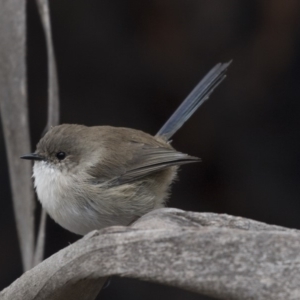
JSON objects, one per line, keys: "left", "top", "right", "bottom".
{"left": 34, "top": 0, "right": 60, "bottom": 266}
{"left": 36, "top": 0, "right": 60, "bottom": 130}
{"left": 33, "top": 209, "right": 47, "bottom": 267}
{"left": 1, "top": 209, "right": 300, "bottom": 300}
{"left": 0, "top": 0, "right": 35, "bottom": 271}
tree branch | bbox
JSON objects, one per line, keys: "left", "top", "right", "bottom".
{"left": 1, "top": 209, "right": 299, "bottom": 300}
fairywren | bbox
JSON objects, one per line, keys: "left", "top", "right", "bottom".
{"left": 21, "top": 62, "right": 230, "bottom": 235}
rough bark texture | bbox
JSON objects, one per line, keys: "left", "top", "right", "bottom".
{"left": 0, "top": 0, "right": 35, "bottom": 271}
{"left": 1, "top": 209, "right": 300, "bottom": 300}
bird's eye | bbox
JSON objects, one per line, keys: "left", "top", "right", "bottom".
{"left": 56, "top": 152, "right": 66, "bottom": 160}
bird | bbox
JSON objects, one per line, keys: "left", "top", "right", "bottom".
{"left": 21, "top": 61, "right": 231, "bottom": 235}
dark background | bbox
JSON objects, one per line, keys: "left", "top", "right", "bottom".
{"left": 1, "top": 1, "right": 300, "bottom": 299}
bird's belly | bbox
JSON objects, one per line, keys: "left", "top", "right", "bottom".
{"left": 33, "top": 161, "right": 173, "bottom": 235}
{"left": 35, "top": 178, "right": 106, "bottom": 235}
{"left": 33, "top": 162, "right": 99, "bottom": 234}
{"left": 33, "top": 162, "right": 140, "bottom": 234}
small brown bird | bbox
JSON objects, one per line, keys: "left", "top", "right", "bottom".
{"left": 21, "top": 62, "right": 230, "bottom": 235}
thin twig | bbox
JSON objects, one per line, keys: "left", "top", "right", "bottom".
{"left": 36, "top": 0, "right": 59, "bottom": 130}
{"left": 33, "top": 209, "right": 47, "bottom": 267}
{"left": 34, "top": 0, "right": 60, "bottom": 265}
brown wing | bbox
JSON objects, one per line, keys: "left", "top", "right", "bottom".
{"left": 111, "top": 144, "right": 200, "bottom": 185}
{"left": 85, "top": 126, "right": 200, "bottom": 186}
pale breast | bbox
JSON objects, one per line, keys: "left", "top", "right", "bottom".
{"left": 33, "top": 161, "right": 96, "bottom": 234}
{"left": 32, "top": 161, "right": 175, "bottom": 235}
{"left": 33, "top": 161, "right": 71, "bottom": 213}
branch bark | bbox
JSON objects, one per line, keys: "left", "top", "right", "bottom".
{"left": 0, "top": 0, "right": 35, "bottom": 271}
{"left": 1, "top": 209, "right": 299, "bottom": 300}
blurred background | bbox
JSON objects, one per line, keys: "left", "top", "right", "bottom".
{"left": 1, "top": 0, "right": 300, "bottom": 299}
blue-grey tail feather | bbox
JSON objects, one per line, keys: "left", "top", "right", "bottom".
{"left": 156, "top": 61, "right": 231, "bottom": 140}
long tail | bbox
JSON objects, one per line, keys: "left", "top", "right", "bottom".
{"left": 156, "top": 61, "right": 231, "bottom": 140}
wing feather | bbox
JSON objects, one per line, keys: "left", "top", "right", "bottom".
{"left": 110, "top": 145, "right": 200, "bottom": 185}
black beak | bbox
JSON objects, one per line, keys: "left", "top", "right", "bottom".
{"left": 20, "top": 153, "right": 45, "bottom": 161}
